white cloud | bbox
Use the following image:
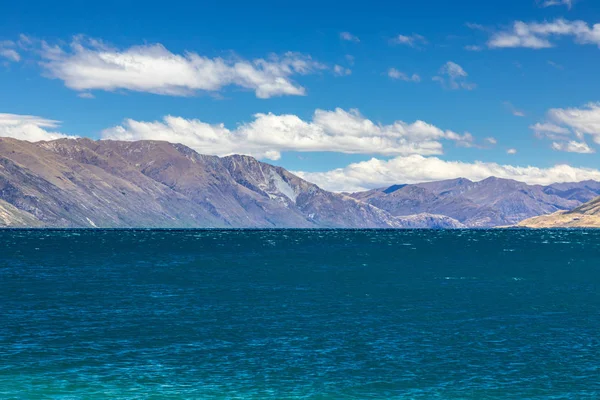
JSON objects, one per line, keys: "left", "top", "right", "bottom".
{"left": 507, "top": 148, "right": 517, "bottom": 154}
{"left": 35, "top": 36, "right": 326, "bottom": 99}
{"left": 503, "top": 101, "right": 525, "bottom": 117}
{"left": 547, "top": 103, "right": 600, "bottom": 142}
{"left": 340, "top": 32, "right": 360, "bottom": 42}
{"left": 333, "top": 65, "right": 352, "bottom": 76}
{"left": 465, "top": 45, "right": 483, "bottom": 51}
{"left": 390, "top": 34, "right": 427, "bottom": 48}
{"left": 433, "top": 61, "right": 476, "bottom": 90}
{"left": 552, "top": 140, "right": 595, "bottom": 153}
{"left": 295, "top": 155, "right": 600, "bottom": 192}
{"left": 488, "top": 19, "right": 600, "bottom": 49}
{"left": 539, "top": 0, "right": 573, "bottom": 9}
{"left": 531, "top": 122, "right": 571, "bottom": 136}
{"left": 101, "top": 108, "right": 475, "bottom": 161}
{"left": 532, "top": 103, "right": 600, "bottom": 152}
{"left": 485, "top": 137, "right": 498, "bottom": 145}
{"left": 0, "top": 113, "right": 76, "bottom": 142}
{"left": 0, "top": 41, "right": 20, "bottom": 62}
{"left": 387, "top": 68, "right": 420, "bottom": 82}
{"left": 465, "top": 23, "right": 487, "bottom": 31}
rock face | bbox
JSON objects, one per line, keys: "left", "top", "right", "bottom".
{"left": 351, "top": 177, "right": 600, "bottom": 228}
{"left": 0, "top": 137, "right": 462, "bottom": 228}
{"left": 516, "top": 196, "right": 600, "bottom": 228}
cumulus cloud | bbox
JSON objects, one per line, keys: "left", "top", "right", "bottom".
{"left": 433, "top": 61, "right": 476, "bottom": 90}
{"left": 387, "top": 68, "right": 420, "bottom": 82}
{"left": 390, "top": 34, "right": 427, "bottom": 48}
{"left": 0, "top": 41, "right": 20, "bottom": 62}
{"left": 0, "top": 113, "right": 76, "bottom": 142}
{"left": 340, "top": 32, "right": 360, "bottom": 42}
{"left": 488, "top": 19, "right": 600, "bottom": 49}
{"left": 34, "top": 36, "right": 326, "bottom": 99}
{"left": 485, "top": 137, "right": 498, "bottom": 145}
{"left": 532, "top": 103, "right": 600, "bottom": 153}
{"left": 507, "top": 148, "right": 517, "bottom": 154}
{"left": 295, "top": 155, "right": 600, "bottom": 192}
{"left": 101, "top": 108, "right": 475, "bottom": 161}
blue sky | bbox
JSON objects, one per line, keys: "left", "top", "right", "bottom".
{"left": 2, "top": 0, "right": 600, "bottom": 191}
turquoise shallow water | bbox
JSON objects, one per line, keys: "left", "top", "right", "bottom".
{"left": 1, "top": 229, "right": 599, "bottom": 399}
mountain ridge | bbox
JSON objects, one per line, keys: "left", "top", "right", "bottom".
{"left": 0, "top": 137, "right": 463, "bottom": 228}
{"left": 350, "top": 177, "right": 600, "bottom": 227}
{"left": 2, "top": 137, "right": 599, "bottom": 229}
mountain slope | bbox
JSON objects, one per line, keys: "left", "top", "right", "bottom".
{"left": 0, "top": 137, "right": 462, "bottom": 228}
{"left": 351, "top": 177, "right": 600, "bottom": 227}
{"left": 516, "top": 196, "right": 600, "bottom": 228}
{"left": 0, "top": 199, "right": 43, "bottom": 227}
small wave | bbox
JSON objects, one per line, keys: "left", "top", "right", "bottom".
{"left": 439, "top": 277, "right": 478, "bottom": 280}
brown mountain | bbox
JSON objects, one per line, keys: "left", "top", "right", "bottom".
{"left": 0, "top": 137, "right": 463, "bottom": 228}
{"left": 516, "top": 196, "right": 600, "bottom": 228}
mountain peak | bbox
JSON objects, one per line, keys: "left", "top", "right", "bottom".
{"left": 480, "top": 176, "right": 517, "bottom": 184}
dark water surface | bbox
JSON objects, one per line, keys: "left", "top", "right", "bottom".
{"left": 1, "top": 229, "right": 599, "bottom": 399}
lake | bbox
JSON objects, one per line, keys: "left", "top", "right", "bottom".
{"left": 1, "top": 229, "right": 599, "bottom": 399}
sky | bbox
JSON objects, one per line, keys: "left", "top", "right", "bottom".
{"left": 2, "top": 0, "right": 600, "bottom": 191}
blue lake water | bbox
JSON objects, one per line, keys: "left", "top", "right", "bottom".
{"left": 1, "top": 229, "right": 599, "bottom": 399}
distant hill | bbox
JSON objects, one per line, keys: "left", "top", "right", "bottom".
{"left": 350, "top": 177, "right": 600, "bottom": 228}
{"left": 516, "top": 196, "right": 600, "bottom": 228}
{"left": 0, "top": 137, "right": 462, "bottom": 228}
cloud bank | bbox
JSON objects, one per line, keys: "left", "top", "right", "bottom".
{"left": 102, "top": 108, "right": 474, "bottom": 160}
{"left": 295, "top": 155, "right": 600, "bottom": 192}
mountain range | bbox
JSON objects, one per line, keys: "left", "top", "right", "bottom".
{"left": 0, "top": 137, "right": 461, "bottom": 228}
{"left": 1, "top": 137, "right": 599, "bottom": 229}
{"left": 350, "top": 178, "right": 600, "bottom": 227}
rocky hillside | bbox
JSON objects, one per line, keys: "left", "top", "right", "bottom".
{"left": 0, "top": 137, "right": 462, "bottom": 228}
{"left": 351, "top": 177, "right": 600, "bottom": 228}
{"left": 516, "top": 196, "right": 600, "bottom": 228}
